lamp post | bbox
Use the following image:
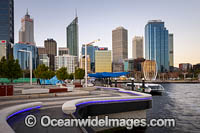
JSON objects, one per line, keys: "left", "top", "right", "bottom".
{"left": 18, "top": 49, "right": 32, "bottom": 85}
{"left": 84, "top": 39, "right": 100, "bottom": 87}
{"left": 142, "top": 78, "right": 145, "bottom": 92}
{"left": 114, "top": 78, "right": 117, "bottom": 87}
{"left": 131, "top": 78, "right": 135, "bottom": 91}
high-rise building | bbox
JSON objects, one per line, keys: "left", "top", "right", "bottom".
{"left": 82, "top": 45, "right": 98, "bottom": 72}
{"left": 44, "top": 39, "right": 57, "bottom": 70}
{"left": 79, "top": 55, "right": 91, "bottom": 73}
{"left": 55, "top": 55, "right": 78, "bottom": 74}
{"left": 13, "top": 43, "right": 38, "bottom": 70}
{"left": 39, "top": 54, "right": 49, "bottom": 67}
{"left": 59, "top": 47, "right": 69, "bottom": 56}
{"left": 132, "top": 36, "right": 143, "bottom": 59}
{"left": 66, "top": 16, "right": 79, "bottom": 57}
{"left": 145, "top": 20, "right": 169, "bottom": 72}
{"left": 169, "top": 34, "right": 174, "bottom": 70}
{"left": 0, "top": 0, "right": 14, "bottom": 59}
{"left": 112, "top": 26, "right": 128, "bottom": 72}
{"left": 19, "top": 10, "right": 35, "bottom": 45}
{"left": 95, "top": 50, "right": 112, "bottom": 73}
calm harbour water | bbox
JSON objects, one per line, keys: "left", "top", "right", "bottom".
{"left": 146, "top": 83, "right": 200, "bottom": 133}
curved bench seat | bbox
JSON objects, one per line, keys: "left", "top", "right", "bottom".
{"left": 62, "top": 87, "right": 152, "bottom": 115}
{"left": 0, "top": 102, "right": 43, "bottom": 133}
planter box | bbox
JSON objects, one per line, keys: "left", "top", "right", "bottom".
{"left": 49, "top": 88, "right": 68, "bottom": 93}
{"left": 74, "top": 83, "right": 82, "bottom": 88}
{"left": 6, "top": 85, "right": 13, "bottom": 96}
{"left": 0, "top": 85, "right": 13, "bottom": 96}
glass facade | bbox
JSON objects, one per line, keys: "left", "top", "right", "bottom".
{"left": 169, "top": 34, "right": 174, "bottom": 70}
{"left": 0, "top": 0, "right": 14, "bottom": 59}
{"left": 82, "top": 45, "right": 98, "bottom": 63}
{"left": 13, "top": 43, "right": 38, "bottom": 70}
{"left": 39, "top": 54, "right": 49, "bottom": 67}
{"left": 82, "top": 45, "right": 98, "bottom": 72}
{"left": 123, "top": 59, "right": 134, "bottom": 72}
{"left": 67, "top": 17, "right": 79, "bottom": 57}
{"left": 145, "top": 20, "right": 169, "bottom": 72}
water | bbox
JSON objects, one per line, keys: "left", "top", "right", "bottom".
{"left": 146, "top": 83, "right": 200, "bottom": 133}
{"left": 7, "top": 83, "right": 200, "bottom": 133}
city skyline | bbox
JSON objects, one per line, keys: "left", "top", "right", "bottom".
{"left": 14, "top": 0, "right": 200, "bottom": 67}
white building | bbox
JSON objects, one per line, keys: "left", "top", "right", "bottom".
{"left": 55, "top": 54, "right": 78, "bottom": 73}
{"left": 19, "top": 10, "right": 35, "bottom": 45}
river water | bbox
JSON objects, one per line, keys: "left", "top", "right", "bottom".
{"left": 146, "top": 83, "right": 200, "bottom": 133}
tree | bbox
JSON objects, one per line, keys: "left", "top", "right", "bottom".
{"left": 34, "top": 64, "right": 55, "bottom": 86}
{"left": 0, "top": 56, "right": 7, "bottom": 78}
{"left": 75, "top": 68, "right": 85, "bottom": 81}
{"left": 56, "top": 67, "right": 69, "bottom": 82}
{"left": 68, "top": 73, "right": 74, "bottom": 80}
{"left": 34, "top": 64, "right": 49, "bottom": 79}
{"left": 0, "top": 56, "right": 22, "bottom": 83}
{"left": 47, "top": 70, "right": 55, "bottom": 79}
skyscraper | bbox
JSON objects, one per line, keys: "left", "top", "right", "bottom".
{"left": 19, "top": 10, "right": 35, "bottom": 45}
{"left": 44, "top": 39, "right": 57, "bottom": 70}
{"left": 95, "top": 50, "right": 112, "bottom": 73}
{"left": 0, "top": 0, "right": 14, "bottom": 59}
{"left": 132, "top": 36, "right": 143, "bottom": 59}
{"left": 169, "top": 34, "right": 174, "bottom": 71}
{"left": 66, "top": 16, "right": 79, "bottom": 58}
{"left": 145, "top": 20, "right": 169, "bottom": 72}
{"left": 82, "top": 45, "right": 98, "bottom": 72}
{"left": 112, "top": 26, "right": 128, "bottom": 72}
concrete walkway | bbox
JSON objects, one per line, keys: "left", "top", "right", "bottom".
{"left": 0, "top": 83, "right": 98, "bottom": 101}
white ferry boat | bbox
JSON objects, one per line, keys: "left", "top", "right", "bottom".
{"left": 126, "top": 83, "right": 164, "bottom": 94}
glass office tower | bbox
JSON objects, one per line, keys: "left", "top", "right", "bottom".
{"left": 0, "top": 0, "right": 14, "bottom": 59}
{"left": 13, "top": 43, "right": 38, "bottom": 70}
{"left": 145, "top": 20, "right": 169, "bottom": 72}
{"left": 82, "top": 45, "right": 98, "bottom": 72}
{"left": 66, "top": 17, "right": 79, "bottom": 58}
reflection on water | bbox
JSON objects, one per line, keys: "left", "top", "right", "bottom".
{"left": 146, "top": 83, "right": 200, "bottom": 133}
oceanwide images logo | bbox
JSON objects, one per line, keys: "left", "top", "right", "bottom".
{"left": 25, "top": 115, "right": 176, "bottom": 129}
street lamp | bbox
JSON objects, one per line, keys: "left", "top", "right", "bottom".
{"left": 18, "top": 49, "right": 32, "bottom": 85}
{"left": 84, "top": 39, "right": 100, "bottom": 87}
{"left": 131, "top": 77, "right": 135, "bottom": 91}
{"left": 114, "top": 78, "right": 117, "bottom": 87}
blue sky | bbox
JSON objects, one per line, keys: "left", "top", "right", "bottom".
{"left": 14, "top": 0, "right": 200, "bottom": 67}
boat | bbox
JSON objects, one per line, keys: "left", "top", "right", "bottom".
{"left": 146, "top": 83, "right": 164, "bottom": 94}
{"left": 126, "top": 83, "right": 164, "bottom": 94}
